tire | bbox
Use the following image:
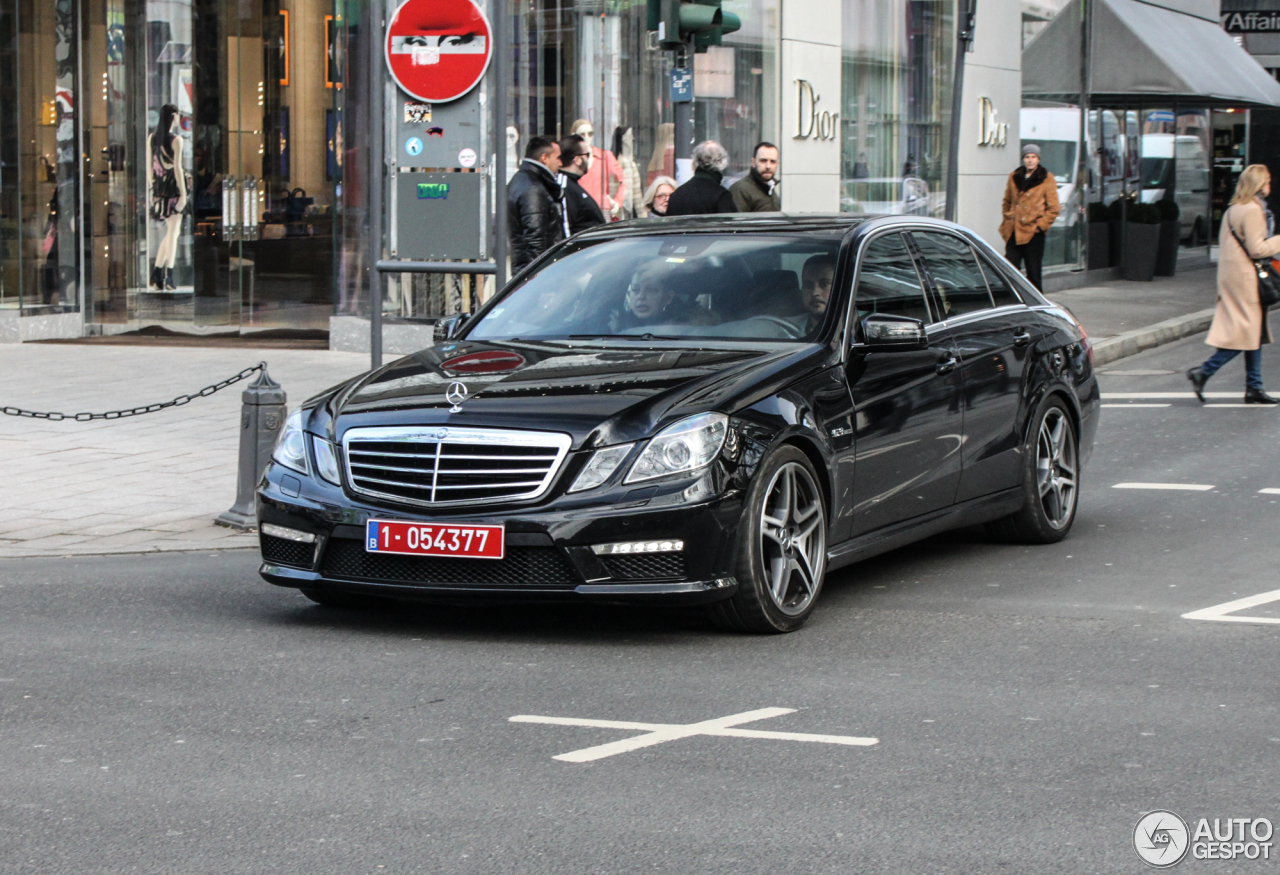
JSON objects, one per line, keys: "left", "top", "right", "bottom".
{"left": 707, "top": 445, "right": 828, "bottom": 633}
{"left": 986, "top": 395, "right": 1080, "bottom": 544}
{"left": 300, "top": 587, "right": 383, "bottom": 609}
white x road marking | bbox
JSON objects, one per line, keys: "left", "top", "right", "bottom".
{"left": 510, "top": 707, "right": 879, "bottom": 763}
{"left": 1182, "top": 589, "right": 1280, "bottom": 625}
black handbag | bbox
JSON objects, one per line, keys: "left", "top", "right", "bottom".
{"left": 1227, "top": 214, "right": 1280, "bottom": 310}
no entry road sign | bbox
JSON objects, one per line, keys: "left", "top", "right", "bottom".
{"left": 385, "top": 0, "right": 492, "bottom": 104}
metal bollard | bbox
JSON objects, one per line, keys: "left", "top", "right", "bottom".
{"left": 216, "top": 364, "right": 286, "bottom": 530}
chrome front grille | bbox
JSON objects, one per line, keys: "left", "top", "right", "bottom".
{"left": 342, "top": 426, "right": 572, "bottom": 508}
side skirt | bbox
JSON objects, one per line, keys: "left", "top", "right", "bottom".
{"left": 825, "top": 487, "right": 1024, "bottom": 572}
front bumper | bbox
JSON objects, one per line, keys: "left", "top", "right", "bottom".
{"left": 255, "top": 461, "right": 744, "bottom": 606}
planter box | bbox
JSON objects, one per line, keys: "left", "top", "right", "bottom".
{"left": 1122, "top": 222, "right": 1161, "bottom": 282}
{"left": 1108, "top": 219, "right": 1124, "bottom": 267}
{"left": 1154, "top": 219, "right": 1179, "bottom": 277}
{"left": 1087, "top": 223, "right": 1111, "bottom": 270}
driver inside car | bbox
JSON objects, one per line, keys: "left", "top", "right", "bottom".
{"left": 785, "top": 254, "right": 835, "bottom": 336}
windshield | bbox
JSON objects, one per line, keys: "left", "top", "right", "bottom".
{"left": 466, "top": 233, "right": 844, "bottom": 343}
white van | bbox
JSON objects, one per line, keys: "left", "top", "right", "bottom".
{"left": 1139, "top": 134, "right": 1211, "bottom": 244}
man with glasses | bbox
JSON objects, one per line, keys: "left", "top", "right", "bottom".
{"left": 557, "top": 134, "right": 607, "bottom": 237}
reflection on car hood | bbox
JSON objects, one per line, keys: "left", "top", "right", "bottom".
{"left": 324, "top": 339, "right": 821, "bottom": 448}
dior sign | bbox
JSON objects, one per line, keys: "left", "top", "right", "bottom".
{"left": 977, "top": 97, "right": 1009, "bottom": 147}
{"left": 794, "top": 80, "right": 838, "bottom": 141}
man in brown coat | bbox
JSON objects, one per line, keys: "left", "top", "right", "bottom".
{"left": 999, "top": 143, "right": 1060, "bottom": 291}
{"left": 1187, "top": 164, "right": 1280, "bottom": 404}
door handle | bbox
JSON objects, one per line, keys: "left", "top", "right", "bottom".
{"left": 1012, "top": 331, "right": 1032, "bottom": 349}
{"left": 936, "top": 356, "right": 958, "bottom": 375}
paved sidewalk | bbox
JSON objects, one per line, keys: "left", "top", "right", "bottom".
{"left": 0, "top": 345, "right": 367, "bottom": 559}
{"left": 1045, "top": 266, "right": 1217, "bottom": 364}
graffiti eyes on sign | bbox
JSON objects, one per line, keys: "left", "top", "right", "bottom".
{"left": 390, "top": 34, "right": 487, "bottom": 66}
{"left": 418, "top": 183, "right": 450, "bottom": 200}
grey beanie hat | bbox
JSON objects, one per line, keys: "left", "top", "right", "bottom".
{"left": 1021, "top": 143, "right": 1041, "bottom": 157}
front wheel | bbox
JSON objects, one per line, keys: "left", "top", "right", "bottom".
{"left": 708, "top": 446, "right": 828, "bottom": 633}
{"left": 987, "top": 396, "right": 1079, "bottom": 543}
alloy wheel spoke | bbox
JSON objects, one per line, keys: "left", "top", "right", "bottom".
{"left": 761, "top": 524, "right": 787, "bottom": 547}
{"left": 769, "top": 556, "right": 789, "bottom": 601}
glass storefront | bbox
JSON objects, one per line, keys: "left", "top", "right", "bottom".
{"left": 839, "top": 0, "right": 953, "bottom": 218}
{"left": 0, "top": 0, "right": 338, "bottom": 334}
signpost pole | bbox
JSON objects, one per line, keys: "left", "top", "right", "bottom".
{"left": 673, "top": 41, "right": 694, "bottom": 182}
{"left": 368, "top": 0, "right": 385, "bottom": 370}
{"left": 492, "top": 0, "right": 508, "bottom": 289}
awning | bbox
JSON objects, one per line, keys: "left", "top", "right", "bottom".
{"left": 1023, "top": 0, "right": 1280, "bottom": 109}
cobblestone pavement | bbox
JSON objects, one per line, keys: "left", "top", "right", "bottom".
{"left": 0, "top": 345, "right": 367, "bottom": 558}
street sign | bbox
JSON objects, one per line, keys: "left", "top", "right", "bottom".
{"left": 385, "top": 0, "right": 492, "bottom": 104}
{"left": 670, "top": 67, "right": 693, "bottom": 103}
{"left": 394, "top": 171, "right": 483, "bottom": 259}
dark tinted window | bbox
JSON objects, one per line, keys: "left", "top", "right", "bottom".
{"left": 976, "top": 254, "right": 1022, "bottom": 308}
{"left": 912, "top": 231, "right": 993, "bottom": 319}
{"left": 854, "top": 233, "right": 931, "bottom": 325}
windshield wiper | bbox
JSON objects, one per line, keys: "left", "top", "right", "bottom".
{"left": 567, "top": 333, "right": 681, "bottom": 341}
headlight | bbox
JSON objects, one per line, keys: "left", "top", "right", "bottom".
{"left": 272, "top": 409, "right": 309, "bottom": 475}
{"left": 625, "top": 413, "right": 728, "bottom": 484}
{"left": 312, "top": 436, "right": 341, "bottom": 485}
{"left": 568, "top": 443, "right": 634, "bottom": 493}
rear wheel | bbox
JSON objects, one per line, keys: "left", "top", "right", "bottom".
{"left": 987, "top": 396, "right": 1079, "bottom": 544}
{"left": 708, "top": 446, "right": 827, "bottom": 633}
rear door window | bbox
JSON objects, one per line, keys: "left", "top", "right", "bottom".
{"left": 910, "top": 231, "right": 994, "bottom": 320}
{"left": 853, "top": 232, "right": 933, "bottom": 327}
{"left": 976, "top": 254, "right": 1023, "bottom": 308}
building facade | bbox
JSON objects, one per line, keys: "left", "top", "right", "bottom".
{"left": 0, "top": 0, "right": 1272, "bottom": 348}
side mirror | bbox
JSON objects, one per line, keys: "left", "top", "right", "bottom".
{"left": 433, "top": 314, "right": 470, "bottom": 343}
{"left": 859, "top": 313, "right": 927, "bottom": 350}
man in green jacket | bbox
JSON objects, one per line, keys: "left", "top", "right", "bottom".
{"left": 730, "top": 142, "right": 781, "bottom": 212}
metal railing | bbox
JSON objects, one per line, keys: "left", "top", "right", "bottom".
{"left": 371, "top": 260, "right": 498, "bottom": 370}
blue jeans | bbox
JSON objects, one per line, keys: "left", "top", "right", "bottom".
{"left": 1200, "top": 347, "right": 1263, "bottom": 390}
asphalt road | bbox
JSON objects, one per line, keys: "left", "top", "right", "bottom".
{"left": 3, "top": 333, "right": 1279, "bottom": 874}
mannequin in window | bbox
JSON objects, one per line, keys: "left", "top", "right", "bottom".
{"left": 612, "top": 126, "right": 644, "bottom": 219}
{"left": 570, "top": 118, "right": 626, "bottom": 219}
{"left": 148, "top": 104, "right": 187, "bottom": 291}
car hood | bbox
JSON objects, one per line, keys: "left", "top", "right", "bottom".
{"left": 318, "top": 339, "right": 825, "bottom": 449}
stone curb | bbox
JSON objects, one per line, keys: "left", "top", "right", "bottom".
{"left": 1090, "top": 307, "right": 1217, "bottom": 367}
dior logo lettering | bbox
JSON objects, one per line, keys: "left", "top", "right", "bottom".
{"left": 794, "top": 80, "right": 838, "bottom": 142}
{"left": 978, "top": 97, "right": 1008, "bottom": 147}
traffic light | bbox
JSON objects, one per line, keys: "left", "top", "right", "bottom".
{"left": 647, "top": 0, "right": 741, "bottom": 52}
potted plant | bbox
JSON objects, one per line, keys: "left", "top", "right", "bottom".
{"left": 1107, "top": 197, "right": 1127, "bottom": 267}
{"left": 1154, "top": 198, "right": 1180, "bottom": 277}
{"left": 1122, "top": 202, "right": 1162, "bottom": 282}
{"left": 1087, "top": 202, "right": 1111, "bottom": 270}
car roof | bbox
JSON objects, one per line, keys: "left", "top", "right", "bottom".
{"left": 572, "top": 213, "right": 872, "bottom": 240}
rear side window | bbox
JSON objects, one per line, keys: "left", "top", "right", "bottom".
{"left": 976, "top": 254, "right": 1023, "bottom": 308}
{"left": 911, "top": 231, "right": 994, "bottom": 320}
{"left": 854, "top": 233, "right": 932, "bottom": 326}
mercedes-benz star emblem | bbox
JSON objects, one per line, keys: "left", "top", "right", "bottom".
{"left": 445, "top": 381, "right": 469, "bottom": 413}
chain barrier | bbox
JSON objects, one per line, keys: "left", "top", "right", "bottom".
{"left": 1, "top": 362, "right": 267, "bottom": 422}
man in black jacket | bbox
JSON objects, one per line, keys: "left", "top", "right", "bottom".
{"left": 666, "top": 140, "right": 736, "bottom": 216}
{"left": 557, "top": 134, "right": 606, "bottom": 236}
{"left": 507, "top": 136, "right": 565, "bottom": 269}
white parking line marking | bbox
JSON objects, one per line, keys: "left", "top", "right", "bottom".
{"left": 1101, "top": 392, "right": 1238, "bottom": 399}
{"left": 1205, "top": 403, "right": 1275, "bottom": 408}
{"left": 1182, "top": 589, "right": 1280, "bottom": 625}
{"left": 510, "top": 708, "right": 879, "bottom": 763}
{"left": 1101, "top": 403, "right": 1171, "bottom": 408}
{"left": 1112, "top": 483, "right": 1215, "bottom": 491}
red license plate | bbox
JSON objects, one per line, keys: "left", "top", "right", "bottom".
{"left": 365, "top": 520, "right": 504, "bottom": 560}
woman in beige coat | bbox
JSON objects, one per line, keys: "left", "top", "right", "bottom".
{"left": 1187, "top": 164, "right": 1280, "bottom": 404}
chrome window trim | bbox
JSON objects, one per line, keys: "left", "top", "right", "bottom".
{"left": 342, "top": 426, "right": 573, "bottom": 508}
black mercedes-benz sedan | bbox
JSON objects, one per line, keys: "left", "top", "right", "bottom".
{"left": 257, "top": 214, "right": 1098, "bottom": 632}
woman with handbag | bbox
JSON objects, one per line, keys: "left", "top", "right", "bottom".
{"left": 1187, "top": 164, "right": 1280, "bottom": 404}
